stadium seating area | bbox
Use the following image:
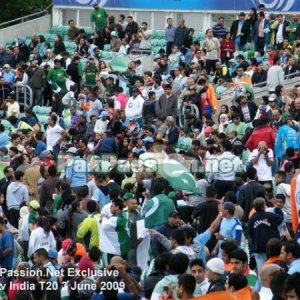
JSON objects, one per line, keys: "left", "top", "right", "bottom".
{"left": 5, "top": 25, "right": 208, "bottom": 56}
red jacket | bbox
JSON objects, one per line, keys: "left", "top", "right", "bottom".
{"left": 246, "top": 126, "right": 276, "bottom": 151}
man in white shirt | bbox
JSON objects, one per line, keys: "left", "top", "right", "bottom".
{"left": 125, "top": 88, "right": 144, "bottom": 126}
{"left": 249, "top": 140, "right": 273, "bottom": 186}
{"left": 5, "top": 93, "right": 20, "bottom": 119}
{"left": 267, "top": 55, "right": 284, "bottom": 93}
{"left": 214, "top": 140, "right": 242, "bottom": 198}
{"left": 139, "top": 22, "right": 151, "bottom": 54}
{"left": 94, "top": 111, "right": 109, "bottom": 134}
{"left": 190, "top": 258, "right": 210, "bottom": 295}
{"left": 46, "top": 114, "right": 65, "bottom": 156}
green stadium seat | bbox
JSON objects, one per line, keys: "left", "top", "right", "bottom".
{"left": 155, "top": 30, "right": 164, "bottom": 39}
{"left": 40, "top": 106, "right": 51, "bottom": 115}
{"left": 1, "top": 120, "right": 13, "bottom": 133}
{"left": 32, "top": 106, "right": 41, "bottom": 115}
{"left": 37, "top": 115, "right": 48, "bottom": 126}
{"left": 151, "top": 39, "right": 159, "bottom": 47}
{"left": 50, "top": 25, "right": 60, "bottom": 34}
{"left": 103, "top": 44, "right": 111, "bottom": 51}
{"left": 157, "top": 39, "right": 166, "bottom": 47}
{"left": 152, "top": 46, "right": 162, "bottom": 54}
{"left": 109, "top": 55, "right": 129, "bottom": 72}
{"left": 100, "top": 51, "right": 112, "bottom": 59}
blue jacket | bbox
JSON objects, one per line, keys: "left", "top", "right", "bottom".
{"left": 166, "top": 125, "right": 179, "bottom": 146}
{"left": 249, "top": 208, "right": 283, "bottom": 253}
{"left": 275, "top": 124, "right": 300, "bottom": 158}
{"left": 97, "top": 137, "right": 118, "bottom": 154}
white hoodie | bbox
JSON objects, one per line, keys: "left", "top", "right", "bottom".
{"left": 125, "top": 94, "right": 144, "bottom": 119}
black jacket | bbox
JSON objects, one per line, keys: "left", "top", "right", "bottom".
{"left": 230, "top": 20, "right": 251, "bottom": 46}
{"left": 207, "top": 276, "right": 226, "bottom": 293}
{"left": 249, "top": 208, "right": 284, "bottom": 253}
{"left": 238, "top": 181, "right": 265, "bottom": 222}
{"left": 252, "top": 70, "right": 267, "bottom": 87}
{"left": 238, "top": 102, "right": 258, "bottom": 122}
{"left": 125, "top": 21, "right": 139, "bottom": 39}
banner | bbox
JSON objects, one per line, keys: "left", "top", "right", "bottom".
{"left": 52, "top": 0, "right": 299, "bottom": 12}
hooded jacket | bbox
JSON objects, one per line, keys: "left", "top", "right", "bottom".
{"left": 6, "top": 181, "right": 29, "bottom": 210}
{"left": 276, "top": 182, "right": 291, "bottom": 222}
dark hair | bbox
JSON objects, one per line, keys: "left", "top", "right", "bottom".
{"left": 0, "top": 124, "right": 4, "bottom": 132}
{"left": 246, "top": 167, "right": 257, "bottom": 180}
{"left": 178, "top": 274, "right": 196, "bottom": 295}
{"left": 48, "top": 165, "right": 57, "bottom": 177}
{"left": 111, "top": 198, "right": 124, "bottom": 211}
{"left": 229, "top": 248, "right": 248, "bottom": 263}
{"left": 183, "top": 226, "right": 197, "bottom": 241}
{"left": 284, "top": 272, "right": 300, "bottom": 297}
{"left": 283, "top": 240, "right": 300, "bottom": 259}
{"left": 221, "top": 139, "right": 232, "bottom": 152}
{"left": 34, "top": 247, "right": 49, "bottom": 259}
{"left": 221, "top": 241, "right": 238, "bottom": 255}
{"left": 89, "top": 246, "right": 102, "bottom": 262}
{"left": 168, "top": 253, "right": 189, "bottom": 274}
{"left": 154, "top": 252, "right": 173, "bottom": 272}
{"left": 36, "top": 216, "right": 51, "bottom": 236}
{"left": 224, "top": 191, "right": 237, "bottom": 204}
{"left": 273, "top": 55, "right": 281, "bottom": 65}
{"left": 266, "top": 238, "right": 282, "bottom": 259}
{"left": 153, "top": 182, "right": 165, "bottom": 195}
{"left": 206, "top": 186, "right": 216, "bottom": 198}
{"left": 270, "top": 270, "right": 289, "bottom": 298}
{"left": 14, "top": 170, "right": 24, "bottom": 181}
{"left": 86, "top": 200, "right": 98, "bottom": 213}
{"left": 171, "top": 228, "right": 186, "bottom": 245}
{"left": 190, "top": 259, "right": 205, "bottom": 269}
{"left": 227, "top": 273, "right": 248, "bottom": 291}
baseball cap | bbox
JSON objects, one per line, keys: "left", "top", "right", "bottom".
{"left": 282, "top": 112, "right": 292, "bottom": 121}
{"left": 123, "top": 192, "right": 134, "bottom": 201}
{"left": 99, "top": 111, "right": 108, "bottom": 118}
{"left": 268, "top": 94, "right": 277, "bottom": 102}
{"left": 40, "top": 150, "right": 53, "bottom": 158}
{"left": 239, "top": 12, "right": 246, "bottom": 17}
{"left": 223, "top": 202, "right": 235, "bottom": 214}
{"left": 259, "top": 104, "right": 267, "bottom": 111}
{"left": 91, "top": 0, "right": 99, "bottom": 6}
{"left": 48, "top": 248, "right": 58, "bottom": 259}
{"left": 62, "top": 239, "right": 73, "bottom": 251}
{"left": 66, "top": 147, "right": 77, "bottom": 154}
{"left": 28, "top": 200, "right": 40, "bottom": 210}
{"left": 207, "top": 257, "right": 225, "bottom": 275}
{"left": 3, "top": 64, "right": 10, "bottom": 69}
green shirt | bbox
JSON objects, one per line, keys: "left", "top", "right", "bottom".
{"left": 288, "top": 21, "right": 299, "bottom": 43}
{"left": 47, "top": 67, "right": 66, "bottom": 84}
{"left": 225, "top": 122, "right": 248, "bottom": 139}
{"left": 85, "top": 64, "right": 97, "bottom": 86}
{"left": 51, "top": 194, "right": 62, "bottom": 216}
{"left": 90, "top": 8, "right": 108, "bottom": 28}
{"left": 28, "top": 210, "right": 37, "bottom": 225}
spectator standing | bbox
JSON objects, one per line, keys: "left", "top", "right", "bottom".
{"left": 125, "top": 88, "right": 144, "bottom": 126}
{"left": 125, "top": 16, "right": 139, "bottom": 40}
{"left": 252, "top": 12, "right": 270, "bottom": 52}
{"left": 165, "top": 18, "right": 176, "bottom": 55}
{"left": 267, "top": 55, "right": 284, "bottom": 93}
{"left": 174, "top": 19, "right": 188, "bottom": 49}
{"left": 158, "top": 84, "right": 177, "bottom": 121}
{"left": 220, "top": 32, "right": 235, "bottom": 64}
{"left": 230, "top": 12, "right": 251, "bottom": 51}
{"left": 0, "top": 216, "right": 14, "bottom": 272}
{"left": 139, "top": 22, "right": 152, "bottom": 54}
{"left": 212, "top": 17, "right": 227, "bottom": 39}
{"left": 202, "top": 28, "right": 220, "bottom": 74}
{"left": 67, "top": 19, "right": 80, "bottom": 41}
{"left": 90, "top": 1, "right": 108, "bottom": 33}
{"left": 248, "top": 197, "right": 283, "bottom": 274}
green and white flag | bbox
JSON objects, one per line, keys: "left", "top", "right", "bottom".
{"left": 158, "top": 158, "right": 201, "bottom": 195}
{"left": 100, "top": 213, "right": 131, "bottom": 256}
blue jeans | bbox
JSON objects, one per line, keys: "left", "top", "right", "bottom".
{"left": 254, "top": 252, "right": 266, "bottom": 291}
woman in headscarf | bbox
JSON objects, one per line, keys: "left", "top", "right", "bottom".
{"left": 218, "top": 113, "right": 229, "bottom": 133}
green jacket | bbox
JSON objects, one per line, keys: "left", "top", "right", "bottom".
{"left": 144, "top": 194, "right": 175, "bottom": 228}
{"left": 47, "top": 67, "right": 66, "bottom": 84}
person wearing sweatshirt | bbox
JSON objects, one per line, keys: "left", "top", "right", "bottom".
{"left": 6, "top": 170, "right": 29, "bottom": 228}
{"left": 125, "top": 87, "right": 144, "bottom": 126}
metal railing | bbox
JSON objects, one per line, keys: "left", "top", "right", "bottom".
{"left": 0, "top": 83, "right": 33, "bottom": 110}
{"left": 0, "top": 4, "right": 52, "bottom": 29}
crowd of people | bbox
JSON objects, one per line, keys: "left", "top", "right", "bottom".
{"left": 0, "top": 1, "right": 300, "bottom": 300}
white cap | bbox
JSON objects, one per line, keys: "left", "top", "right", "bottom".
{"left": 207, "top": 257, "right": 224, "bottom": 275}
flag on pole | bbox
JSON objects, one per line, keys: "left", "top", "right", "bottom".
{"left": 290, "top": 174, "right": 300, "bottom": 233}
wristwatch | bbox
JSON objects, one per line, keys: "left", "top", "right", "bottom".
{"left": 224, "top": 237, "right": 228, "bottom": 241}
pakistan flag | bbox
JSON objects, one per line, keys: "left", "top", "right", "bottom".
{"left": 157, "top": 158, "right": 201, "bottom": 195}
